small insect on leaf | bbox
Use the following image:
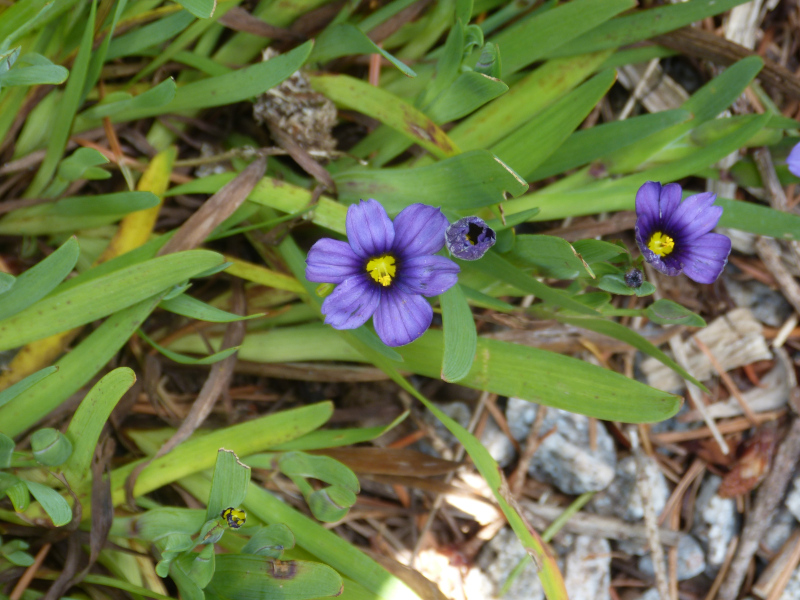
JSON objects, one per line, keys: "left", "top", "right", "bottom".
{"left": 221, "top": 507, "right": 246, "bottom": 529}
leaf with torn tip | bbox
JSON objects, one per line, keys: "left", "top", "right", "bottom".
{"left": 206, "top": 449, "right": 251, "bottom": 522}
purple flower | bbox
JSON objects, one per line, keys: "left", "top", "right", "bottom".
{"left": 305, "top": 199, "right": 460, "bottom": 347}
{"left": 634, "top": 181, "right": 731, "bottom": 285}
{"left": 788, "top": 142, "right": 800, "bottom": 178}
{"left": 445, "top": 216, "right": 496, "bottom": 260}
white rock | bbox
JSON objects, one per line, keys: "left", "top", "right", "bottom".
{"left": 762, "top": 508, "right": 797, "bottom": 556}
{"left": 480, "top": 417, "right": 515, "bottom": 468}
{"left": 506, "top": 398, "right": 616, "bottom": 494}
{"left": 692, "top": 475, "right": 738, "bottom": 567}
{"left": 476, "top": 528, "right": 544, "bottom": 600}
{"left": 564, "top": 536, "right": 611, "bottom": 600}
{"left": 781, "top": 566, "right": 800, "bottom": 600}
{"left": 785, "top": 476, "right": 800, "bottom": 523}
{"left": 591, "top": 456, "right": 669, "bottom": 522}
{"left": 638, "top": 535, "right": 706, "bottom": 581}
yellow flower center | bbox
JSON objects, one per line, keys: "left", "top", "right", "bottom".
{"left": 366, "top": 255, "right": 396, "bottom": 287}
{"left": 647, "top": 231, "right": 675, "bottom": 257}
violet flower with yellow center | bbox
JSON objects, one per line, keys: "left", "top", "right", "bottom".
{"left": 634, "top": 181, "right": 731, "bottom": 284}
{"left": 305, "top": 199, "right": 460, "bottom": 347}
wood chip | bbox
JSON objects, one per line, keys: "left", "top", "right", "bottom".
{"left": 642, "top": 308, "right": 771, "bottom": 392}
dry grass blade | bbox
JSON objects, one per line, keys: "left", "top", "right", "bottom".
{"left": 75, "top": 437, "right": 115, "bottom": 582}
{"left": 320, "top": 447, "right": 460, "bottom": 476}
{"left": 158, "top": 156, "right": 267, "bottom": 255}
{"left": 266, "top": 123, "right": 336, "bottom": 192}
{"left": 218, "top": 7, "right": 305, "bottom": 41}
{"left": 125, "top": 285, "right": 246, "bottom": 499}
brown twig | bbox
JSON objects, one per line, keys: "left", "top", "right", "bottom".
{"left": 9, "top": 543, "right": 51, "bottom": 600}
{"left": 652, "top": 27, "right": 800, "bottom": 100}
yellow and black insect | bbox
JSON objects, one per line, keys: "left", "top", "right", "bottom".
{"left": 221, "top": 507, "right": 246, "bottom": 529}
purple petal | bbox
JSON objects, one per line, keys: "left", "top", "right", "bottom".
{"left": 306, "top": 238, "right": 363, "bottom": 284}
{"left": 372, "top": 288, "right": 432, "bottom": 347}
{"left": 677, "top": 233, "right": 732, "bottom": 284}
{"left": 392, "top": 204, "right": 449, "bottom": 258}
{"left": 321, "top": 275, "right": 380, "bottom": 330}
{"left": 396, "top": 255, "right": 460, "bottom": 297}
{"left": 659, "top": 183, "right": 682, "bottom": 218}
{"left": 679, "top": 204, "right": 724, "bottom": 240}
{"left": 788, "top": 142, "right": 800, "bottom": 178}
{"left": 664, "top": 192, "right": 718, "bottom": 235}
{"left": 346, "top": 199, "right": 395, "bottom": 259}
{"left": 635, "top": 181, "right": 662, "bottom": 226}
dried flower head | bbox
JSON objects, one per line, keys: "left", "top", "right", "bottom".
{"left": 624, "top": 268, "right": 644, "bottom": 289}
{"left": 305, "top": 200, "right": 460, "bottom": 347}
{"left": 445, "top": 216, "right": 496, "bottom": 260}
{"left": 634, "top": 181, "right": 731, "bottom": 284}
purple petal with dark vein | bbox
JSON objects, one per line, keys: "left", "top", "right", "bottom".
{"left": 321, "top": 275, "right": 381, "bottom": 330}
{"left": 788, "top": 142, "right": 800, "bottom": 178}
{"left": 306, "top": 238, "right": 363, "bottom": 283}
{"left": 663, "top": 192, "right": 717, "bottom": 234}
{"left": 635, "top": 181, "right": 662, "bottom": 224}
{"left": 396, "top": 255, "right": 460, "bottom": 297}
{"left": 678, "top": 233, "right": 732, "bottom": 284}
{"left": 392, "top": 204, "right": 449, "bottom": 258}
{"left": 372, "top": 288, "right": 433, "bottom": 347}
{"left": 679, "top": 204, "right": 723, "bottom": 241}
{"left": 346, "top": 199, "right": 395, "bottom": 259}
{"left": 658, "top": 183, "right": 682, "bottom": 219}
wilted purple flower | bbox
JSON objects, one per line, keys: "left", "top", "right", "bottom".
{"left": 445, "top": 216, "right": 496, "bottom": 260}
{"left": 634, "top": 181, "right": 731, "bottom": 285}
{"left": 788, "top": 142, "right": 800, "bottom": 178}
{"left": 305, "top": 199, "right": 460, "bottom": 347}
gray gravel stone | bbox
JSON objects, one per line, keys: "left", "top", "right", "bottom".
{"left": 564, "top": 536, "right": 611, "bottom": 600}
{"left": 476, "top": 527, "right": 544, "bottom": 600}
{"left": 506, "top": 398, "right": 617, "bottom": 494}
{"left": 638, "top": 534, "right": 706, "bottom": 581}
{"left": 480, "top": 417, "right": 515, "bottom": 468}
{"left": 781, "top": 566, "right": 800, "bottom": 600}
{"left": 726, "top": 275, "right": 792, "bottom": 327}
{"left": 591, "top": 456, "right": 669, "bottom": 522}
{"left": 785, "top": 476, "right": 800, "bottom": 523}
{"left": 692, "top": 475, "right": 738, "bottom": 567}
{"left": 763, "top": 508, "right": 797, "bottom": 556}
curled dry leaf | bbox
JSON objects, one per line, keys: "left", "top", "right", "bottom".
{"left": 718, "top": 424, "right": 779, "bottom": 498}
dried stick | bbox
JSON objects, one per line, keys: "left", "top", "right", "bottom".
{"left": 717, "top": 418, "right": 800, "bottom": 600}
{"left": 630, "top": 426, "right": 670, "bottom": 600}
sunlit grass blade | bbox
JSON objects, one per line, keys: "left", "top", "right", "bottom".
{"left": 0, "top": 250, "right": 224, "bottom": 351}
{"left": 63, "top": 368, "right": 136, "bottom": 487}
